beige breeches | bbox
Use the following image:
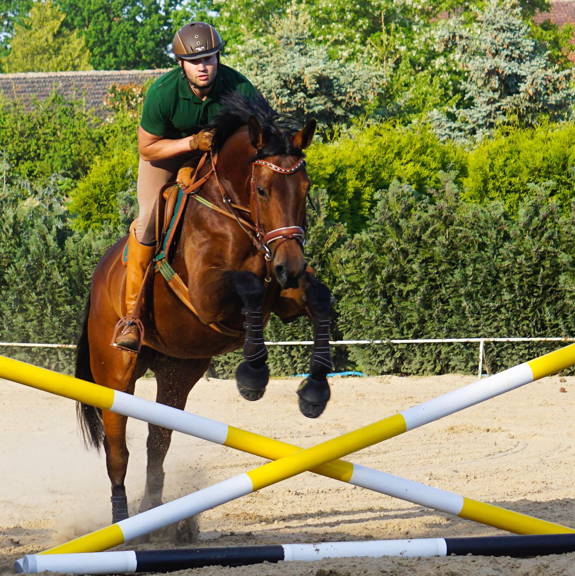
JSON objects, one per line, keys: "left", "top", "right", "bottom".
{"left": 135, "top": 157, "right": 183, "bottom": 244}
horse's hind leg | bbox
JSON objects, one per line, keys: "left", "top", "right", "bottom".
{"left": 230, "top": 271, "right": 270, "bottom": 401}
{"left": 140, "top": 357, "right": 210, "bottom": 516}
{"left": 297, "top": 274, "right": 333, "bottom": 418}
{"left": 95, "top": 354, "right": 144, "bottom": 523}
{"left": 102, "top": 410, "right": 131, "bottom": 522}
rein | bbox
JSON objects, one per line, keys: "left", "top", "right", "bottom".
{"left": 154, "top": 150, "right": 307, "bottom": 337}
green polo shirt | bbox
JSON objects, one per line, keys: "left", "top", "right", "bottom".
{"left": 140, "top": 64, "right": 258, "bottom": 138}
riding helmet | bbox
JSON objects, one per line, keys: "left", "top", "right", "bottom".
{"left": 172, "top": 22, "right": 224, "bottom": 60}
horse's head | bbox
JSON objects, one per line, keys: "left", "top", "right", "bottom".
{"left": 246, "top": 114, "right": 316, "bottom": 288}
{"left": 213, "top": 94, "right": 316, "bottom": 289}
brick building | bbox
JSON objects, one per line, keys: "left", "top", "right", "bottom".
{"left": 534, "top": 0, "right": 575, "bottom": 61}
{"left": 535, "top": 0, "right": 575, "bottom": 28}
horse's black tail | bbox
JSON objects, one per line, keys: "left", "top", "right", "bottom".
{"left": 75, "top": 295, "right": 105, "bottom": 452}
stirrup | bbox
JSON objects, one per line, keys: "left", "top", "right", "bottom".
{"left": 111, "top": 316, "right": 144, "bottom": 354}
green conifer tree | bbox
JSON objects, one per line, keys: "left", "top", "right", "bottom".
{"left": 225, "top": 5, "right": 385, "bottom": 132}
{"left": 2, "top": 0, "right": 91, "bottom": 72}
{"left": 430, "top": 0, "right": 574, "bottom": 143}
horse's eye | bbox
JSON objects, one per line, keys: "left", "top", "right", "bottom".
{"left": 256, "top": 185, "right": 267, "bottom": 197}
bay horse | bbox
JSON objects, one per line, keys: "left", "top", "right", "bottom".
{"left": 75, "top": 93, "right": 333, "bottom": 525}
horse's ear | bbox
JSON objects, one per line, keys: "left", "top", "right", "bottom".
{"left": 248, "top": 115, "right": 266, "bottom": 151}
{"left": 292, "top": 118, "right": 316, "bottom": 151}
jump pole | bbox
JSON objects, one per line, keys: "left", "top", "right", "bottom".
{"left": 1, "top": 350, "right": 573, "bottom": 538}
{"left": 0, "top": 358, "right": 564, "bottom": 538}
{"left": 4, "top": 342, "right": 573, "bottom": 556}
{"left": 15, "top": 534, "right": 575, "bottom": 574}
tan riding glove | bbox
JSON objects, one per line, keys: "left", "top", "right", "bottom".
{"left": 189, "top": 130, "right": 214, "bottom": 152}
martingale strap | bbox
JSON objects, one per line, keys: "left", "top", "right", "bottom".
{"left": 155, "top": 259, "right": 242, "bottom": 338}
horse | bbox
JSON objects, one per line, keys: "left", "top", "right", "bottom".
{"left": 75, "top": 93, "right": 334, "bottom": 527}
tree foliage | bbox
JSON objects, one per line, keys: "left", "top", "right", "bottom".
{"left": 54, "top": 0, "right": 180, "bottom": 69}
{"left": 0, "top": 0, "right": 34, "bottom": 58}
{"left": 328, "top": 181, "right": 575, "bottom": 375}
{"left": 225, "top": 5, "right": 385, "bottom": 132}
{"left": 462, "top": 121, "right": 575, "bottom": 211}
{"left": 306, "top": 122, "right": 467, "bottom": 231}
{"left": 430, "top": 0, "right": 575, "bottom": 143}
{"left": 1, "top": 0, "right": 91, "bottom": 72}
{"left": 0, "top": 93, "right": 102, "bottom": 185}
{"left": 0, "top": 175, "right": 117, "bottom": 371}
{"left": 67, "top": 139, "right": 138, "bottom": 232}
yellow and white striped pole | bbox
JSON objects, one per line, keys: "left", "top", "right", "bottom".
{"left": 0, "top": 360, "right": 567, "bottom": 538}
{"left": 2, "top": 343, "right": 571, "bottom": 554}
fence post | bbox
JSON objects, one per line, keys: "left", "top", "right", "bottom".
{"left": 478, "top": 339, "right": 485, "bottom": 378}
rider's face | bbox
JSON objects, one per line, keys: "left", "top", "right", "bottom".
{"left": 181, "top": 55, "right": 218, "bottom": 96}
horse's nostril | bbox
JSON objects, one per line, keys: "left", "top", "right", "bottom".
{"left": 274, "top": 264, "right": 287, "bottom": 285}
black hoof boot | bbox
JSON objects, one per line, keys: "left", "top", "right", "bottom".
{"left": 297, "top": 376, "right": 331, "bottom": 418}
{"left": 111, "top": 485, "right": 129, "bottom": 523}
{"left": 236, "top": 360, "right": 270, "bottom": 401}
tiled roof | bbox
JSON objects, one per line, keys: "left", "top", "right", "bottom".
{"left": 535, "top": 0, "right": 575, "bottom": 27}
{"left": 535, "top": 1, "right": 575, "bottom": 60}
{"left": 0, "top": 69, "right": 169, "bottom": 115}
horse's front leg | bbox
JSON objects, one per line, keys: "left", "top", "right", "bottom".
{"left": 297, "top": 274, "right": 333, "bottom": 418}
{"left": 231, "top": 271, "right": 270, "bottom": 401}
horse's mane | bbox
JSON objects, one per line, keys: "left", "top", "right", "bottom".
{"left": 211, "top": 92, "right": 304, "bottom": 158}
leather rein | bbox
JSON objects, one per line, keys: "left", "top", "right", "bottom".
{"left": 157, "top": 150, "right": 307, "bottom": 337}
{"left": 182, "top": 151, "right": 307, "bottom": 262}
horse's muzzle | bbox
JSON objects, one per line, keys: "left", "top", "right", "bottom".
{"left": 272, "top": 244, "right": 306, "bottom": 288}
{"left": 274, "top": 261, "right": 306, "bottom": 288}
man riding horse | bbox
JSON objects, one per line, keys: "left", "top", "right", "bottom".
{"left": 113, "top": 21, "right": 260, "bottom": 352}
{"left": 77, "top": 26, "right": 333, "bottom": 522}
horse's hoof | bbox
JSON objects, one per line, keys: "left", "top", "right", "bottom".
{"left": 175, "top": 516, "right": 200, "bottom": 543}
{"left": 297, "top": 376, "right": 331, "bottom": 418}
{"left": 235, "top": 360, "right": 269, "bottom": 401}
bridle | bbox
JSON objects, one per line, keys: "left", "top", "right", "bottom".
{"left": 250, "top": 157, "right": 307, "bottom": 261}
{"left": 198, "top": 151, "right": 307, "bottom": 263}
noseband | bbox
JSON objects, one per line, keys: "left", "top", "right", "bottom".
{"left": 251, "top": 157, "right": 307, "bottom": 261}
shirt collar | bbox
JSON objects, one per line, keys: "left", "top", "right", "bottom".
{"left": 177, "top": 67, "right": 223, "bottom": 104}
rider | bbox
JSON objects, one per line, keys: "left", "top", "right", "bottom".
{"left": 112, "top": 21, "right": 260, "bottom": 352}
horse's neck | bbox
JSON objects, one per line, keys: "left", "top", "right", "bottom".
{"left": 170, "top": 131, "right": 256, "bottom": 267}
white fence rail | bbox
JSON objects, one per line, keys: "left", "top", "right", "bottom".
{"left": 2, "top": 337, "right": 575, "bottom": 377}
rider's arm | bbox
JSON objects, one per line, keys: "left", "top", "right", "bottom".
{"left": 138, "top": 126, "right": 212, "bottom": 162}
{"left": 138, "top": 126, "right": 192, "bottom": 162}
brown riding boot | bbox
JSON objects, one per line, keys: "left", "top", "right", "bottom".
{"left": 112, "top": 224, "right": 156, "bottom": 353}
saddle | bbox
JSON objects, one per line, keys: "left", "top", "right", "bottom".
{"left": 121, "top": 153, "right": 260, "bottom": 338}
{"left": 156, "top": 153, "right": 212, "bottom": 260}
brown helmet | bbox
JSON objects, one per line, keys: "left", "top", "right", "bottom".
{"left": 172, "top": 22, "right": 224, "bottom": 60}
